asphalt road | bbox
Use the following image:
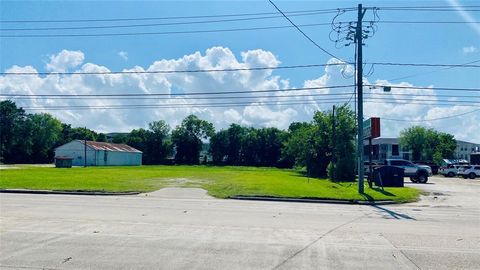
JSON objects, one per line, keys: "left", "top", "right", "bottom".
{"left": 1, "top": 176, "right": 479, "bottom": 270}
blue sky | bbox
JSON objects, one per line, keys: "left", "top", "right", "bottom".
{"left": 1, "top": 0, "right": 479, "bottom": 141}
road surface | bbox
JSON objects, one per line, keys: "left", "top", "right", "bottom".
{"left": 1, "top": 176, "right": 479, "bottom": 269}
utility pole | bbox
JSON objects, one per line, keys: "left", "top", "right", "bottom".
{"left": 84, "top": 126, "right": 87, "bottom": 168}
{"left": 332, "top": 105, "right": 336, "bottom": 182}
{"left": 356, "top": 4, "right": 366, "bottom": 193}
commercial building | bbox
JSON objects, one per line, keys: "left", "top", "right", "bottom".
{"left": 364, "top": 138, "right": 411, "bottom": 161}
{"left": 55, "top": 140, "right": 142, "bottom": 166}
{"left": 455, "top": 140, "right": 480, "bottom": 161}
{"left": 364, "top": 137, "right": 480, "bottom": 163}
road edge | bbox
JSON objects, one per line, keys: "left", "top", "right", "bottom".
{"left": 229, "top": 195, "right": 397, "bottom": 205}
{"left": 0, "top": 189, "right": 140, "bottom": 196}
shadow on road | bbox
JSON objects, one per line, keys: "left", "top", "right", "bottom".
{"left": 370, "top": 204, "right": 416, "bottom": 220}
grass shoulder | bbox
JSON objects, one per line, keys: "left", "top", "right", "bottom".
{"left": 0, "top": 165, "right": 420, "bottom": 203}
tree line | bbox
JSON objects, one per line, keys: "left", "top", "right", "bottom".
{"left": 1, "top": 100, "right": 459, "bottom": 180}
{"left": 1, "top": 100, "right": 357, "bottom": 180}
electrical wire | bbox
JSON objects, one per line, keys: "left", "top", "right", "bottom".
{"left": 6, "top": 92, "right": 356, "bottom": 100}
{"left": 0, "top": 63, "right": 349, "bottom": 76}
{"left": 0, "top": 12, "right": 332, "bottom": 31}
{"left": 0, "top": 22, "right": 332, "bottom": 38}
{"left": 6, "top": 91, "right": 478, "bottom": 100}
{"left": 0, "top": 85, "right": 355, "bottom": 97}
{"left": 366, "top": 85, "right": 480, "bottom": 92}
{"left": 0, "top": 8, "right": 356, "bottom": 23}
{"left": 387, "top": 59, "right": 480, "bottom": 82}
{"left": 372, "top": 20, "right": 480, "bottom": 24}
{"left": 3, "top": 62, "right": 478, "bottom": 76}
{"left": 370, "top": 108, "right": 480, "bottom": 122}
{"left": 4, "top": 84, "right": 479, "bottom": 98}
{"left": 14, "top": 99, "right": 480, "bottom": 111}
{"left": 268, "top": 0, "right": 343, "bottom": 61}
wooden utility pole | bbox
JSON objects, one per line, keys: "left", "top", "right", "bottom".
{"left": 332, "top": 105, "right": 336, "bottom": 182}
{"left": 356, "top": 4, "right": 366, "bottom": 193}
{"left": 84, "top": 127, "right": 87, "bottom": 168}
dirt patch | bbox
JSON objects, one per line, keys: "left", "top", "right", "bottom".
{"left": 143, "top": 187, "right": 214, "bottom": 199}
{"left": 161, "top": 178, "right": 210, "bottom": 187}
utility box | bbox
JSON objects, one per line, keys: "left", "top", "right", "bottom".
{"left": 55, "top": 156, "right": 73, "bottom": 168}
{"left": 373, "top": 166, "right": 404, "bottom": 187}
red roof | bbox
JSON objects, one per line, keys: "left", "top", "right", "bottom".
{"left": 80, "top": 140, "right": 142, "bottom": 153}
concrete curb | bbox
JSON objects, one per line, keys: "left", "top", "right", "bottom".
{"left": 229, "top": 195, "right": 397, "bottom": 205}
{"left": 0, "top": 189, "right": 140, "bottom": 196}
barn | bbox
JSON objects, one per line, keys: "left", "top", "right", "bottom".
{"left": 55, "top": 140, "right": 142, "bottom": 166}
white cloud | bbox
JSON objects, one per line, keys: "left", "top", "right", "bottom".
{"left": 118, "top": 51, "right": 128, "bottom": 61}
{"left": 1, "top": 47, "right": 479, "bottom": 143}
{"left": 45, "top": 49, "right": 84, "bottom": 72}
{"left": 463, "top": 45, "right": 478, "bottom": 54}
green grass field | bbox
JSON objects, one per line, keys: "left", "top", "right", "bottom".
{"left": 0, "top": 165, "right": 420, "bottom": 203}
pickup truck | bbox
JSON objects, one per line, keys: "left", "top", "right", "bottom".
{"left": 383, "top": 159, "right": 433, "bottom": 183}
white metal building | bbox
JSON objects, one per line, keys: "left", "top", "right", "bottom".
{"left": 55, "top": 140, "right": 142, "bottom": 166}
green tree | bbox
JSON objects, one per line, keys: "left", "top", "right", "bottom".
{"left": 283, "top": 105, "right": 356, "bottom": 180}
{"left": 282, "top": 123, "right": 316, "bottom": 172}
{"left": 0, "top": 100, "right": 30, "bottom": 163}
{"left": 329, "top": 105, "right": 356, "bottom": 182}
{"left": 145, "top": 120, "right": 173, "bottom": 164}
{"left": 227, "top": 124, "right": 247, "bottom": 165}
{"left": 58, "top": 124, "right": 98, "bottom": 144}
{"left": 209, "top": 129, "right": 229, "bottom": 164}
{"left": 399, "top": 126, "right": 456, "bottom": 163}
{"left": 256, "top": 127, "right": 286, "bottom": 167}
{"left": 172, "top": 115, "right": 214, "bottom": 164}
{"left": 399, "top": 126, "right": 429, "bottom": 161}
{"left": 96, "top": 133, "right": 107, "bottom": 142}
{"left": 434, "top": 132, "right": 456, "bottom": 163}
{"left": 28, "top": 113, "right": 63, "bottom": 163}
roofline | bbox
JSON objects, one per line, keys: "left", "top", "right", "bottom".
{"left": 75, "top": 140, "right": 143, "bottom": 153}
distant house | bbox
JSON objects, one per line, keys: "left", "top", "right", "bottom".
{"left": 55, "top": 140, "right": 142, "bottom": 166}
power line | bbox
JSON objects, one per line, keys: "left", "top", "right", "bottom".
{"left": 0, "top": 85, "right": 355, "bottom": 97}
{"left": 6, "top": 91, "right": 479, "bottom": 101}
{"left": 0, "top": 22, "right": 332, "bottom": 38}
{"left": 268, "top": 0, "right": 342, "bottom": 61}
{"left": 0, "top": 8, "right": 355, "bottom": 23}
{"left": 372, "top": 20, "right": 480, "bottom": 24}
{"left": 4, "top": 19, "right": 478, "bottom": 32}
{"left": 15, "top": 98, "right": 480, "bottom": 111}
{"left": 7, "top": 92, "right": 356, "bottom": 100}
{"left": 387, "top": 59, "right": 480, "bottom": 82}
{"left": 3, "top": 62, "right": 478, "bottom": 76}
{"left": 366, "top": 85, "right": 480, "bottom": 92}
{"left": 373, "top": 108, "right": 480, "bottom": 122}
{"left": 365, "top": 97, "right": 480, "bottom": 104}
{"left": 369, "top": 92, "right": 480, "bottom": 99}
{"left": 0, "top": 63, "right": 348, "bottom": 76}
{"left": 368, "top": 62, "right": 480, "bottom": 68}
{"left": 0, "top": 12, "right": 332, "bottom": 31}
{"left": 6, "top": 92, "right": 479, "bottom": 105}
{"left": 371, "top": 6, "right": 480, "bottom": 11}
{"left": 4, "top": 84, "right": 479, "bottom": 98}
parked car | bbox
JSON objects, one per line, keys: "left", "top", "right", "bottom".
{"left": 439, "top": 164, "right": 462, "bottom": 177}
{"left": 384, "top": 159, "right": 432, "bottom": 183}
{"left": 413, "top": 161, "right": 439, "bottom": 175}
{"left": 457, "top": 165, "right": 480, "bottom": 179}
